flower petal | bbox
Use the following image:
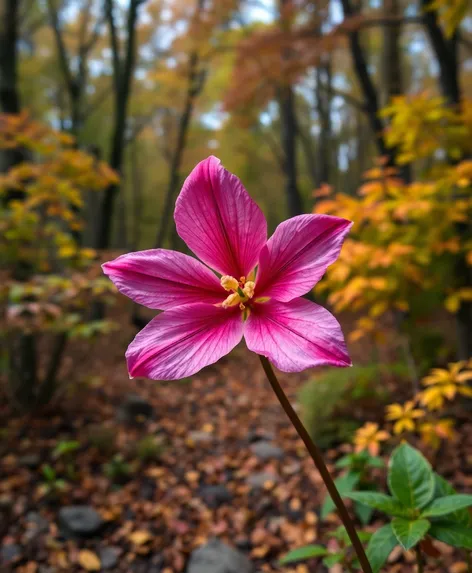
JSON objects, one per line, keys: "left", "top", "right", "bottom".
{"left": 126, "top": 303, "right": 244, "bottom": 380}
{"left": 174, "top": 156, "right": 267, "bottom": 277}
{"left": 102, "top": 249, "right": 224, "bottom": 310}
{"left": 244, "top": 298, "right": 351, "bottom": 371}
{"left": 256, "top": 214, "right": 352, "bottom": 301}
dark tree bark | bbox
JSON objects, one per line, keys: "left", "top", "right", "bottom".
{"left": 130, "top": 139, "right": 143, "bottom": 249}
{"left": 420, "top": 0, "right": 471, "bottom": 359}
{"left": 315, "top": 57, "right": 332, "bottom": 187}
{"left": 0, "top": 0, "right": 24, "bottom": 178}
{"left": 96, "top": 0, "right": 144, "bottom": 251}
{"left": 0, "top": 0, "right": 21, "bottom": 114}
{"left": 279, "top": 86, "right": 303, "bottom": 216}
{"left": 47, "top": 0, "right": 103, "bottom": 137}
{"left": 420, "top": 0, "right": 460, "bottom": 106}
{"left": 340, "top": 0, "right": 395, "bottom": 166}
{"left": 154, "top": 45, "right": 207, "bottom": 248}
{"left": 278, "top": 0, "right": 304, "bottom": 217}
{"left": 382, "top": 0, "right": 403, "bottom": 104}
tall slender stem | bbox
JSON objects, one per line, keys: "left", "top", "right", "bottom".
{"left": 258, "top": 355, "right": 372, "bottom": 573}
{"left": 416, "top": 546, "right": 424, "bottom": 573}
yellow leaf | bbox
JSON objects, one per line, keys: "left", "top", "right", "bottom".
{"left": 129, "top": 530, "right": 152, "bottom": 546}
{"left": 78, "top": 550, "right": 101, "bottom": 571}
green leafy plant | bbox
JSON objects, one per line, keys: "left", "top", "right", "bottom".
{"left": 280, "top": 526, "right": 372, "bottom": 572}
{"left": 40, "top": 464, "right": 67, "bottom": 497}
{"left": 134, "top": 435, "right": 165, "bottom": 463}
{"left": 346, "top": 443, "right": 472, "bottom": 572}
{"left": 52, "top": 440, "right": 80, "bottom": 480}
{"left": 321, "top": 450, "right": 385, "bottom": 525}
{"left": 103, "top": 454, "right": 131, "bottom": 485}
{"left": 52, "top": 440, "right": 80, "bottom": 458}
{"left": 87, "top": 424, "right": 117, "bottom": 456}
{"left": 299, "top": 365, "right": 392, "bottom": 447}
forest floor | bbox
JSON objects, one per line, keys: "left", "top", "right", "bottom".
{"left": 1, "top": 303, "right": 471, "bottom": 573}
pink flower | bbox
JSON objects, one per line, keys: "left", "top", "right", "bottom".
{"left": 103, "top": 156, "right": 352, "bottom": 380}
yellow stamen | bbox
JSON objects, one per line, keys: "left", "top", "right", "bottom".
{"left": 239, "top": 302, "right": 245, "bottom": 310}
{"left": 220, "top": 275, "right": 239, "bottom": 291}
{"left": 243, "top": 281, "right": 255, "bottom": 299}
{"left": 222, "top": 292, "right": 241, "bottom": 308}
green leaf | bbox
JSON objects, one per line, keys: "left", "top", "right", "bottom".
{"left": 322, "top": 553, "right": 344, "bottom": 567}
{"left": 321, "top": 472, "right": 360, "bottom": 519}
{"left": 368, "top": 455, "right": 386, "bottom": 469}
{"left": 421, "top": 495, "right": 472, "bottom": 518}
{"left": 354, "top": 500, "right": 374, "bottom": 525}
{"left": 391, "top": 518, "right": 431, "bottom": 550}
{"left": 335, "top": 454, "right": 355, "bottom": 469}
{"left": 388, "top": 443, "right": 434, "bottom": 509}
{"left": 279, "top": 545, "right": 328, "bottom": 565}
{"left": 346, "top": 492, "right": 410, "bottom": 517}
{"left": 433, "top": 474, "right": 471, "bottom": 525}
{"left": 429, "top": 522, "right": 472, "bottom": 550}
{"left": 366, "top": 523, "right": 398, "bottom": 573}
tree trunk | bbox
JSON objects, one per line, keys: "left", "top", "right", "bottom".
{"left": 96, "top": 0, "right": 141, "bottom": 251}
{"left": 0, "top": 0, "right": 20, "bottom": 114}
{"left": 0, "top": 0, "right": 24, "bottom": 177}
{"left": 315, "top": 58, "right": 332, "bottom": 187}
{"left": 340, "top": 0, "right": 395, "bottom": 166}
{"left": 279, "top": 85, "right": 303, "bottom": 216}
{"left": 154, "top": 71, "right": 198, "bottom": 248}
{"left": 420, "top": 0, "right": 471, "bottom": 358}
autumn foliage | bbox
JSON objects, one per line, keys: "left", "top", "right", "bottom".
{"left": 1, "top": 112, "right": 117, "bottom": 409}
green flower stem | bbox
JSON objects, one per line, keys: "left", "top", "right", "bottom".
{"left": 258, "top": 355, "right": 373, "bottom": 573}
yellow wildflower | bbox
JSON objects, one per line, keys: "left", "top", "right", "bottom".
{"left": 419, "top": 419, "right": 456, "bottom": 450}
{"left": 419, "top": 361, "right": 472, "bottom": 411}
{"left": 354, "top": 422, "right": 390, "bottom": 456}
{"left": 385, "top": 401, "right": 425, "bottom": 435}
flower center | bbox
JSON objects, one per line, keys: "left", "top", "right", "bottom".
{"left": 220, "top": 275, "right": 255, "bottom": 310}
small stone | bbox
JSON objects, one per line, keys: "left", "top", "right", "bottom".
{"left": 188, "top": 431, "right": 213, "bottom": 444}
{"left": 24, "top": 511, "right": 50, "bottom": 542}
{"left": 117, "top": 394, "right": 154, "bottom": 424}
{"left": 99, "top": 547, "right": 120, "bottom": 569}
{"left": 58, "top": 506, "right": 104, "bottom": 538}
{"left": 199, "top": 485, "right": 232, "bottom": 508}
{"left": 26, "top": 511, "right": 49, "bottom": 533}
{"left": 250, "top": 441, "right": 284, "bottom": 461}
{"left": 246, "top": 472, "right": 280, "bottom": 490}
{"left": 0, "top": 543, "right": 21, "bottom": 564}
{"left": 187, "top": 539, "right": 253, "bottom": 573}
{"left": 19, "top": 453, "right": 41, "bottom": 468}
{"left": 247, "top": 429, "right": 275, "bottom": 443}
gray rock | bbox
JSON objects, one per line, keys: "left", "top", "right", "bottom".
{"left": 247, "top": 429, "right": 275, "bottom": 444}
{"left": 24, "top": 511, "right": 50, "bottom": 542}
{"left": 199, "top": 485, "right": 232, "bottom": 508}
{"left": 246, "top": 472, "right": 279, "bottom": 490}
{"left": 99, "top": 546, "right": 120, "bottom": 569}
{"left": 187, "top": 539, "right": 253, "bottom": 573}
{"left": 26, "top": 511, "right": 49, "bottom": 533}
{"left": 19, "top": 453, "right": 41, "bottom": 468}
{"left": 58, "top": 506, "right": 103, "bottom": 538}
{"left": 1, "top": 544, "right": 21, "bottom": 564}
{"left": 249, "top": 441, "right": 284, "bottom": 461}
{"left": 117, "top": 394, "right": 154, "bottom": 424}
{"left": 188, "top": 431, "right": 213, "bottom": 444}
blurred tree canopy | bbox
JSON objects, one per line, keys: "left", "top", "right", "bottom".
{"left": 1, "top": 0, "right": 471, "bottom": 408}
